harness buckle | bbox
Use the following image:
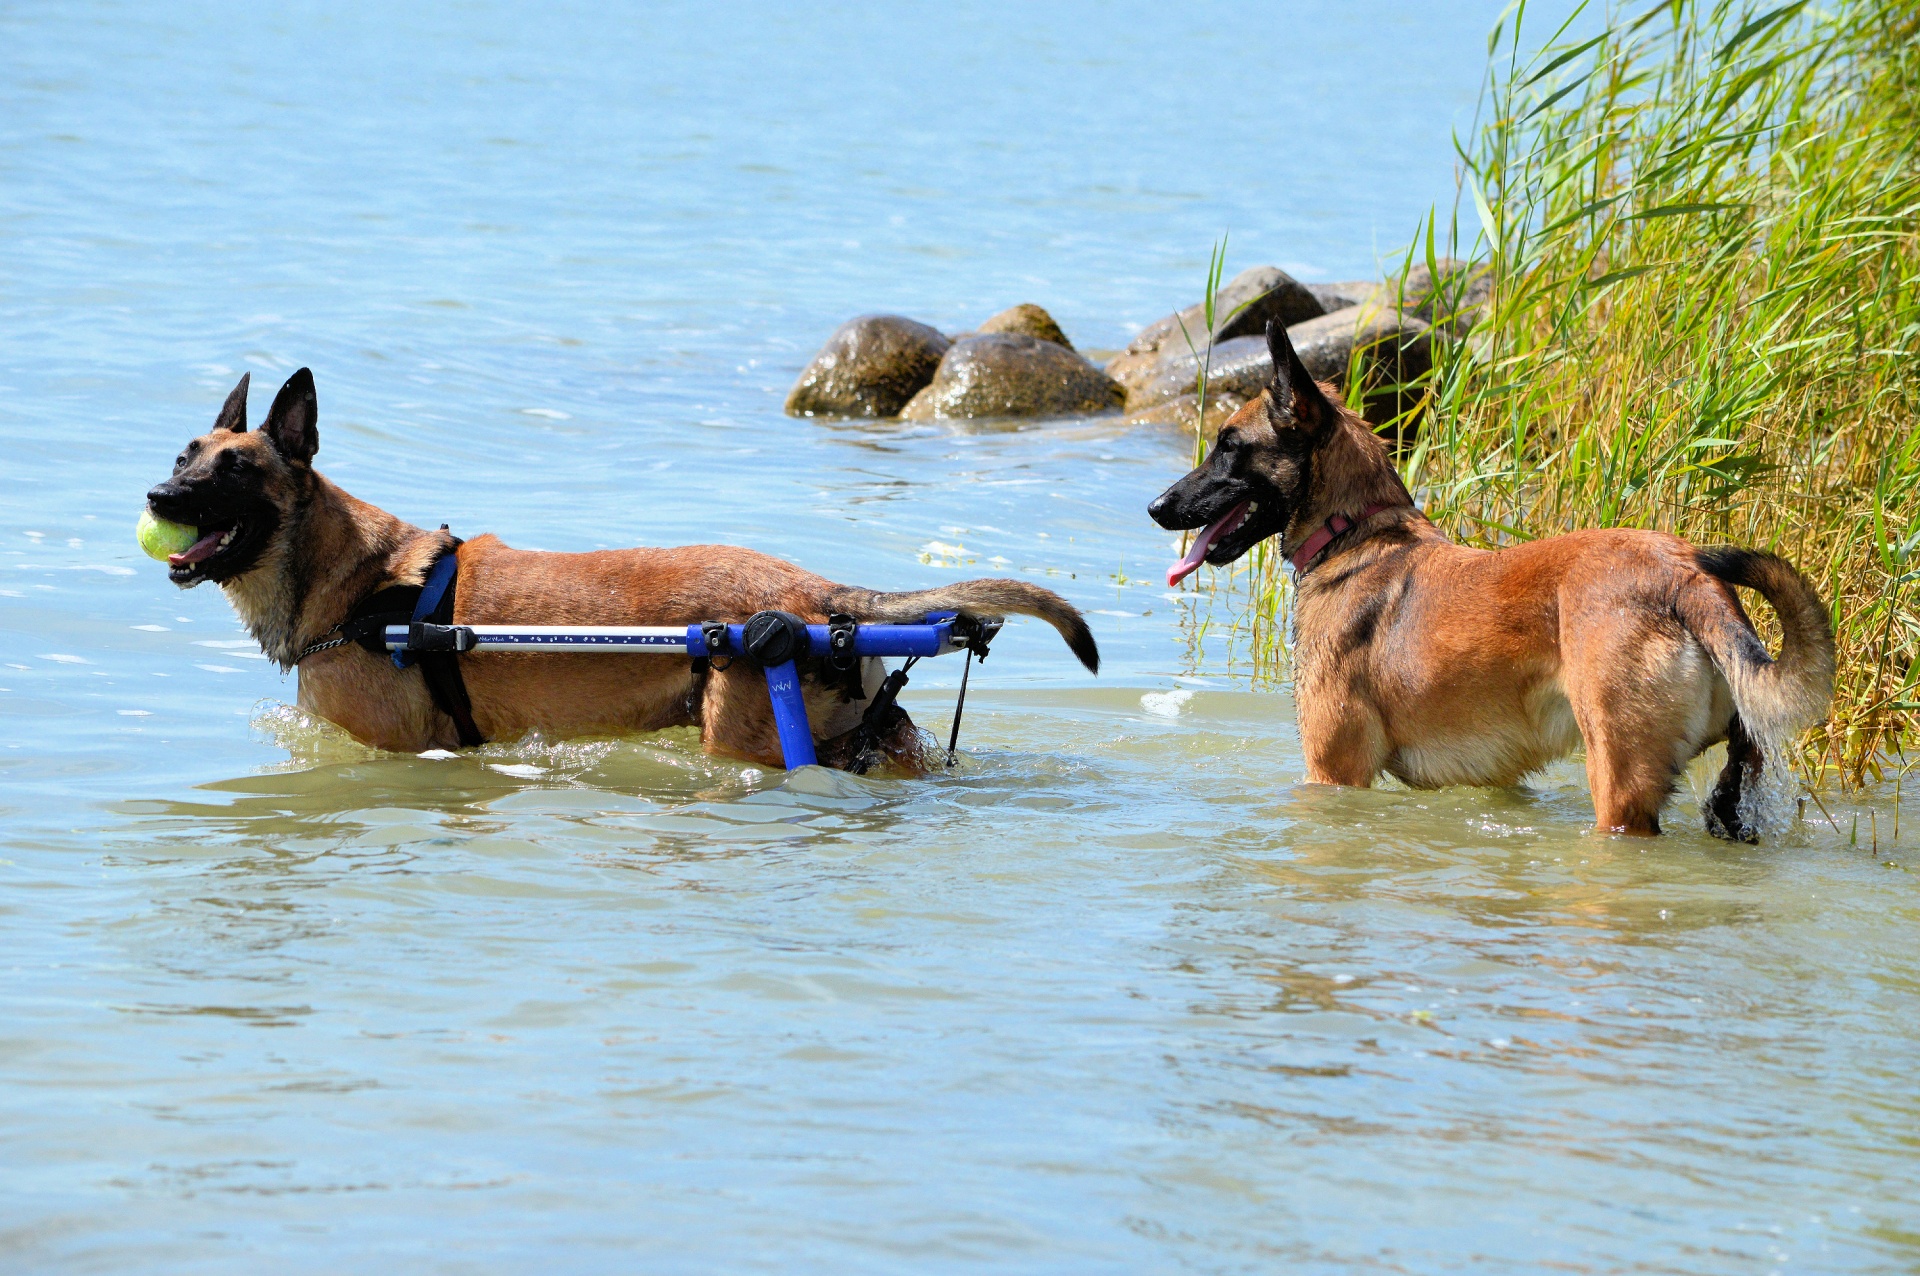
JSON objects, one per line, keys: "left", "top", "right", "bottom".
{"left": 407, "top": 622, "right": 478, "bottom": 653}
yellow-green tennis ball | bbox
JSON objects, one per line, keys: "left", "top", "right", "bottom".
{"left": 137, "top": 508, "right": 199, "bottom": 561}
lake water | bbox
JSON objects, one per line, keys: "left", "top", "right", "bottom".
{"left": 4, "top": 1, "right": 1917, "bottom": 1271}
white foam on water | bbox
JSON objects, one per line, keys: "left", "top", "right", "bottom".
{"left": 1141, "top": 689, "right": 1195, "bottom": 718}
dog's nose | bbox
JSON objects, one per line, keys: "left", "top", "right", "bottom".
{"left": 146, "top": 482, "right": 184, "bottom": 507}
{"left": 1147, "top": 493, "right": 1168, "bottom": 520}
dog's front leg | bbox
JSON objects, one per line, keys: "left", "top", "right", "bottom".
{"left": 1296, "top": 689, "right": 1387, "bottom": 788}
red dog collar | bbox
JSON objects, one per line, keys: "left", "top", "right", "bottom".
{"left": 1290, "top": 503, "right": 1393, "bottom": 574}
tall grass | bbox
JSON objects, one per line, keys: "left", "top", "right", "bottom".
{"left": 1415, "top": 0, "right": 1920, "bottom": 788}
{"left": 1192, "top": 0, "right": 1920, "bottom": 788}
{"left": 1174, "top": 234, "right": 1297, "bottom": 676}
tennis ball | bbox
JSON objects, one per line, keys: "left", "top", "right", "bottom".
{"left": 137, "top": 508, "right": 199, "bottom": 561}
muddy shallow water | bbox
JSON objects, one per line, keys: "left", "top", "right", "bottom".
{"left": 4, "top": 1, "right": 1917, "bottom": 1271}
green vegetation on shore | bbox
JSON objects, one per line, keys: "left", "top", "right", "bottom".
{"left": 1209, "top": 0, "right": 1920, "bottom": 789}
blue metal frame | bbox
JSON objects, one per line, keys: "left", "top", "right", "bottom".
{"left": 384, "top": 613, "right": 967, "bottom": 770}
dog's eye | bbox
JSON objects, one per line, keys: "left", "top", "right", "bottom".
{"left": 173, "top": 453, "right": 186, "bottom": 470}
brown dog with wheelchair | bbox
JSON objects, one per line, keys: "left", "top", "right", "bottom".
{"left": 145, "top": 370, "right": 1098, "bottom": 769}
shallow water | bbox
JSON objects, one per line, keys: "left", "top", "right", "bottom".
{"left": 4, "top": 1, "right": 1918, "bottom": 1271}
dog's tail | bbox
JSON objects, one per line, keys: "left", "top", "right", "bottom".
{"left": 826, "top": 578, "right": 1099, "bottom": 673}
{"left": 1679, "top": 546, "right": 1834, "bottom": 746}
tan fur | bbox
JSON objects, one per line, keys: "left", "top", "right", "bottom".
{"left": 1281, "top": 404, "right": 1829, "bottom": 834}
{"left": 1152, "top": 332, "right": 1833, "bottom": 838}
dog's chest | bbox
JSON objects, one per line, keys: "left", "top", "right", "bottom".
{"left": 295, "top": 651, "right": 444, "bottom": 751}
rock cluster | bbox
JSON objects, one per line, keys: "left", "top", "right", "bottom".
{"left": 1112, "top": 259, "right": 1490, "bottom": 439}
{"left": 785, "top": 304, "right": 1120, "bottom": 421}
{"left": 781, "top": 259, "right": 1490, "bottom": 434}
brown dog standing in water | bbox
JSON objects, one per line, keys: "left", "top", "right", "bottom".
{"left": 1148, "top": 322, "right": 1833, "bottom": 839}
{"left": 146, "top": 370, "right": 1098, "bottom": 768}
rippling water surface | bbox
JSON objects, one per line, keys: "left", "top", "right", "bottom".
{"left": 4, "top": 2, "right": 1917, "bottom": 1271}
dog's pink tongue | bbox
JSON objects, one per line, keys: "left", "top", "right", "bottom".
{"left": 168, "top": 528, "right": 227, "bottom": 567}
{"left": 1167, "top": 501, "right": 1249, "bottom": 587}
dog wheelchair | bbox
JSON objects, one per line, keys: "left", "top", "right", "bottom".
{"left": 384, "top": 609, "right": 998, "bottom": 770}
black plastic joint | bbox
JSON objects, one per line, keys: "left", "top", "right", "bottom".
{"left": 742, "top": 610, "right": 809, "bottom": 667}
{"left": 952, "top": 615, "right": 1003, "bottom": 658}
{"left": 826, "top": 613, "right": 859, "bottom": 669}
{"left": 408, "top": 621, "right": 477, "bottom": 653}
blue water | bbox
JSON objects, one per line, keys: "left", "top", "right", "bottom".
{"left": 5, "top": 1, "right": 1918, "bottom": 1271}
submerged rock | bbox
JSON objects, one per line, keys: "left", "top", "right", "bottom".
{"left": 785, "top": 315, "right": 951, "bottom": 418}
{"left": 976, "top": 303, "right": 1074, "bottom": 349}
{"left": 899, "top": 333, "right": 1125, "bottom": 420}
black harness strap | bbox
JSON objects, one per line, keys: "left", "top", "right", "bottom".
{"left": 330, "top": 540, "right": 485, "bottom": 749}
{"left": 403, "top": 551, "right": 484, "bottom": 748}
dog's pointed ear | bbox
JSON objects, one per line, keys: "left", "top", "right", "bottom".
{"left": 1266, "top": 319, "right": 1333, "bottom": 436}
{"left": 213, "top": 373, "right": 250, "bottom": 433}
{"left": 263, "top": 368, "right": 318, "bottom": 465}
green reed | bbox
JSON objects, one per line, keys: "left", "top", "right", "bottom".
{"left": 1174, "top": 234, "right": 1300, "bottom": 682}
{"left": 1183, "top": 0, "right": 1920, "bottom": 783}
{"left": 1405, "top": 0, "right": 1920, "bottom": 788}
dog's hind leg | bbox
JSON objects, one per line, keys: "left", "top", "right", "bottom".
{"left": 1561, "top": 611, "right": 1727, "bottom": 836}
{"left": 698, "top": 663, "right": 900, "bottom": 772}
{"left": 1703, "top": 714, "right": 1763, "bottom": 843}
{"left": 697, "top": 664, "right": 788, "bottom": 768}
{"left": 1578, "top": 730, "right": 1673, "bottom": 836}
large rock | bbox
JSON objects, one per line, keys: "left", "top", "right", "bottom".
{"left": 1124, "top": 307, "right": 1433, "bottom": 431}
{"left": 1122, "top": 391, "right": 1249, "bottom": 439}
{"left": 785, "top": 315, "right": 951, "bottom": 417}
{"left": 899, "top": 334, "right": 1125, "bottom": 420}
{"left": 1102, "top": 347, "right": 1167, "bottom": 403}
{"left": 1389, "top": 258, "right": 1492, "bottom": 336}
{"left": 1123, "top": 265, "right": 1323, "bottom": 355}
{"left": 1306, "top": 280, "right": 1380, "bottom": 314}
{"left": 1288, "top": 305, "right": 1434, "bottom": 429}
{"left": 1135, "top": 335, "right": 1275, "bottom": 406}
{"left": 976, "top": 303, "right": 1073, "bottom": 349}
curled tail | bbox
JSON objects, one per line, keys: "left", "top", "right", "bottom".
{"left": 1681, "top": 547, "right": 1834, "bottom": 742}
{"left": 1678, "top": 547, "right": 1834, "bottom": 841}
{"left": 826, "top": 578, "right": 1099, "bottom": 673}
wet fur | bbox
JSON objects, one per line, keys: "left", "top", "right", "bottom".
{"left": 1149, "top": 323, "right": 1834, "bottom": 838}
{"left": 148, "top": 371, "right": 1099, "bottom": 769}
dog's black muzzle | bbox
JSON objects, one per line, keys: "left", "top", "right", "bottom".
{"left": 1148, "top": 460, "right": 1247, "bottom": 532}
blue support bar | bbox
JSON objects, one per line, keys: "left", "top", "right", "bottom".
{"left": 686, "top": 620, "right": 956, "bottom": 660}
{"left": 385, "top": 613, "right": 971, "bottom": 772}
{"left": 761, "top": 660, "right": 817, "bottom": 768}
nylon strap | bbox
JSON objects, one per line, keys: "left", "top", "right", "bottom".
{"left": 402, "top": 547, "right": 484, "bottom": 748}
{"left": 311, "top": 542, "right": 484, "bottom": 748}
